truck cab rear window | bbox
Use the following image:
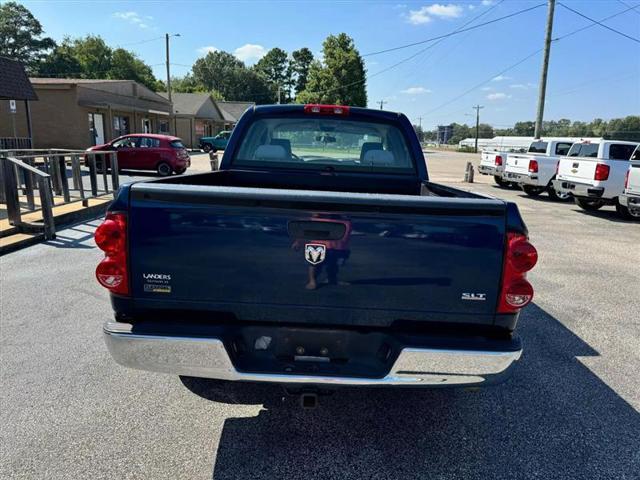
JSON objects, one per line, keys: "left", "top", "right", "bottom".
{"left": 567, "top": 143, "right": 599, "bottom": 158}
{"left": 609, "top": 144, "right": 637, "bottom": 160}
{"left": 528, "top": 141, "right": 547, "bottom": 154}
{"left": 232, "top": 117, "right": 415, "bottom": 173}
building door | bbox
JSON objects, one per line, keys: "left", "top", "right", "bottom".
{"left": 88, "top": 113, "right": 105, "bottom": 146}
{"left": 142, "top": 118, "right": 151, "bottom": 133}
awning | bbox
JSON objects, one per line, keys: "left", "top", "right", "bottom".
{"left": 79, "top": 101, "right": 171, "bottom": 116}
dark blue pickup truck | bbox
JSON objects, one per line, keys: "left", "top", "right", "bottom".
{"left": 96, "top": 104, "right": 537, "bottom": 395}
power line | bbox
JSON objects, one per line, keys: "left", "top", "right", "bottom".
{"left": 362, "top": 3, "right": 546, "bottom": 57}
{"left": 117, "top": 36, "right": 165, "bottom": 48}
{"left": 386, "top": 0, "right": 506, "bottom": 94}
{"left": 557, "top": 2, "right": 640, "bottom": 44}
{"left": 617, "top": 0, "right": 640, "bottom": 16}
{"left": 305, "top": 0, "right": 523, "bottom": 97}
{"left": 422, "top": 4, "right": 640, "bottom": 117}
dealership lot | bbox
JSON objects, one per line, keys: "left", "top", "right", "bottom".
{"left": 1, "top": 151, "right": 639, "bottom": 480}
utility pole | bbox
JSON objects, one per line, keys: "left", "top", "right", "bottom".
{"left": 416, "top": 116, "right": 423, "bottom": 142}
{"left": 473, "top": 105, "right": 484, "bottom": 153}
{"left": 378, "top": 100, "right": 387, "bottom": 110}
{"left": 534, "top": 0, "right": 555, "bottom": 139}
{"left": 165, "top": 33, "right": 181, "bottom": 103}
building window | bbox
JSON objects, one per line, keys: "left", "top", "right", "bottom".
{"left": 113, "top": 115, "right": 130, "bottom": 138}
{"left": 158, "top": 120, "right": 170, "bottom": 134}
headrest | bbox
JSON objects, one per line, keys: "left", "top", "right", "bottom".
{"left": 363, "top": 149, "right": 395, "bottom": 165}
{"left": 254, "top": 144, "right": 287, "bottom": 160}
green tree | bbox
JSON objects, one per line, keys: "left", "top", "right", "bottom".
{"left": 447, "top": 123, "right": 472, "bottom": 145}
{"left": 169, "top": 74, "right": 207, "bottom": 93}
{"left": 477, "top": 123, "right": 494, "bottom": 138}
{"left": 0, "top": 1, "right": 55, "bottom": 71}
{"left": 110, "top": 48, "right": 160, "bottom": 90}
{"left": 290, "top": 47, "right": 314, "bottom": 96}
{"left": 297, "top": 33, "right": 366, "bottom": 106}
{"left": 37, "top": 35, "right": 161, "bottom": 90}
{"left": 253, "top": 47, "right": 291, "bottom": 102}
{"left": 513, "top": 121, "right": 535, "bottom": 136}
{"left": 192, "top": 50, "right": 274, "bottom": 103}
{"left": 606, "top": 115, "right": 640, "bottom": 141}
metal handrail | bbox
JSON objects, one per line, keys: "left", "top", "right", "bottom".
{"left": 1, "top": 156, "right": 55, "bottom": 239}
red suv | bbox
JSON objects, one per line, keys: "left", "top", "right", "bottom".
{"left": 86, "top": 134, "right": 191, "bottom": 176}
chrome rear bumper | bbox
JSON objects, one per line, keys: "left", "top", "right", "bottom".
{"left": 104, "top": 321, "right": 522, "bottom": 387}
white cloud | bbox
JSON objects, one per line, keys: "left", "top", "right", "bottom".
{"left": 233, "top": 44, "right": 267, "bottom": 63}
{"left": 407, "top": 4, "right": 463, "bottom": 24}
{"left": 481, "top": 86, "right": 493, "bottom": 91}
{"left": 509, "top": 82, "right": 537, "bottom": 89}
{"left": 468, "top": 4, "right": 476, "bottom": 9}
{"left": 401, "top": 86, "right": 432, "bottom": 94}
{"left": 482, "top": 0, "right": 494, "bottom": 5}
{"left": 112, "top": 11, "right": 150, "bottom": 29}
{"left": 197, "top": 46, "right": 219, "bottom": 55}
{"left": 491, "top": 75, "right": 512, "bottom": 82}
{"left": 486, "top": 92, "right": 511, "bottom": 101}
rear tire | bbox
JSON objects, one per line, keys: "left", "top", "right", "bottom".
{"left": 493, "top": 175, "right": 508, "bottom": 187}
{"left": 202, "top": 144, "right": 212, "bottom": 153}
{"left": 547, "top": 186, "right": 572, "bottom": 202}
{"left": 615, "top": 202, "right": 636, "bottom": 220}
{"left": 522, "top": 185, "right": 545, "bottom": 196}
{"left": 575, "top": 197, "right": 604, "bottom": 211}
{"left": 157, "top": 162, "right": 172, "bottom": 176}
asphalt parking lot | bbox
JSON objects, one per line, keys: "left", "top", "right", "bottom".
{"left": 1, "top": 151, "right": 639, "bottom": 479}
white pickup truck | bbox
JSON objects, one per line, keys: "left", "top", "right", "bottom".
{"left": 552, "top": 140, "right": 639, "bottom": 217}
{"left": 478, "top": 148, "right": 526, "bottom": 187}
{"left": 502, "top": 138, "right": 584, "bottom": 201}
{"left": 619, "top": 145, "right": 640, "bottom": 219}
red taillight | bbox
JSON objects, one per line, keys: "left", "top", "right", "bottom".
{"left": 303, "top": 104, "right": 350, "bottom": 115}
{"left": 497, "top": 232, "right": 537, "bottom": 313}
{"left": 95, "top": 212, "right": 129, "bottom": 296}
{"left": 495, "top": 155, "right": 503, "bottom": 166}
{"left": 528, "top": 159, "right": 539, "bottom": 173}
{"left": 624, "top": 168, "right": 630, "bottom": 189}
{"left": 594, "top": 163, "right": 610, "bottom": 181}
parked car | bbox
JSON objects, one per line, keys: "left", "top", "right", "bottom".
{"left": 503, "top": 138, "right": 595, "bottom": 201}
{"left": 97, "top": 104, "right": 537, "bottom": 401}
{"left": 552, "top": 139, "right": 639, "bottom": 217}
{"left": 86, "top": 134, "right": 190, "bottom": 176}
{"left": 619, "top": 145, "right": 640, "bottom": 219}
{"left": 199, "top": 130, "right": 232, "bottom": 152}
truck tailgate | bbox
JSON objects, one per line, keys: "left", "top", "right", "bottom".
{"left": 505, "top": 154, "right": 532, "bottom": 175}
{"left": 127, "top": 183, "right": 507, "bottom": 327}
{"left": 558, "top": 157, "right": 597, "bottom": 183}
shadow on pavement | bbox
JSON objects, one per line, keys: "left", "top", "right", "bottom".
{"left": 181, "top": 304, "right": 640, "bottom": 480}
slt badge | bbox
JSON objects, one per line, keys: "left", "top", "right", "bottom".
{"left": 305, "top": 243, "right": 326, "bottom": 265}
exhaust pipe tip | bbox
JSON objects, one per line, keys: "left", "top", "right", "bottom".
{"left": 300, "top": 393, "right": 318, "bottom": 409}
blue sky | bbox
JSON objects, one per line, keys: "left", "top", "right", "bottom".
{"left": 21, "top": 0, "right": 640, "bottom": 130}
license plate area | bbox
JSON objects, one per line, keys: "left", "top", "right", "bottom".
{"left": 228, "top": 326, "right": 398, "bottom": 378}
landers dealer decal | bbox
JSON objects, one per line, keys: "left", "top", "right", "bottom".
{"left": 143, "top": 273, "right": 172, "bottom": 293}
